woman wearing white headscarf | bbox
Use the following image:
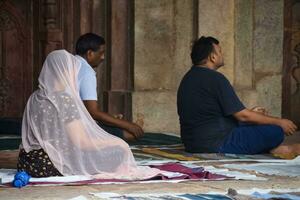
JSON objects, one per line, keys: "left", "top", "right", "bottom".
{"left": 18, "top": 50, "right": 160, "bottom": 179}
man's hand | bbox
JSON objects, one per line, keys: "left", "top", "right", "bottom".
{"left": 234, "top": 109, "right": 298, "bottom": 136}
{"left": 277, "top": 119, "right": 298, "bottom": 136}
{"left": 126, "top": 123, "right": 144, "bottom": 139}
{"left": 83, "top": 100, "right": 145, "bottom": 140}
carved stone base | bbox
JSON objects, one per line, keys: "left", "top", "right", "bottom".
{"left": 103, "top": 91, "right": 132, "bottom": 121}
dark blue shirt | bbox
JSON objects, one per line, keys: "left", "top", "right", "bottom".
{"left": 177, "top": 66, "right": 245, "bottom": 153}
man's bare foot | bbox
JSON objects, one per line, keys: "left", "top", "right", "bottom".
{"left": 271, "top": 144, "right": 300, "bottom": 159}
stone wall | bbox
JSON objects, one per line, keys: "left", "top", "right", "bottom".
{"left": 133, "top": 0, "right": 284, "bottom": 134}
{"left": 235, "top": 0, "right": 283, "bottom": 117}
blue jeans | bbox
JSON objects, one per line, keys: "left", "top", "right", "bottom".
{"left": 218, "top": 125, "right": 284, "bottom": 154}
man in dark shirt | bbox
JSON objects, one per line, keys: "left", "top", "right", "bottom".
{"left": 177, "top": 36, "right": 298, "bottom": 155}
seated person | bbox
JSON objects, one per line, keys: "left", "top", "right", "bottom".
{"left": 75, "top": 33, "right": 143, "bottom": 142}
{"left": 177, "top": 36, "right": 299, "bottom": 155}
{"left": 18, "top": 50, "right": 160, "bottom": 178}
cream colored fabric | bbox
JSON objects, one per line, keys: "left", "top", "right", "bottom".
{"left": 21, "top": 50, "right": 160, "bottom": 179}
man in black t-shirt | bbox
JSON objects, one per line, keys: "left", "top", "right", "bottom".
{"left": 177, "top": 36, "right": 299, "bottom": 155}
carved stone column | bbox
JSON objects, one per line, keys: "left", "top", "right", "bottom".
{"left": 283, "top": 0, "right": 300, "bottom": 126}
{"left": 0, "top": 1, "right": 32, "bottom": 117}
{"left": 33, "top": 0, "right": 77, "bottom": 87}
{"left": 104, "top": 0, "right": 133, "bottom": 120}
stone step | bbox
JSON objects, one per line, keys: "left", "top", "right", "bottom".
{"left": 0, "top": 118, "right": 22, "bottom": 135}
{"left": 0, "top": 118, "right": 22, "bottom": 150}
{"left": 0, "top": 134, "right": 21, "bottom": 150}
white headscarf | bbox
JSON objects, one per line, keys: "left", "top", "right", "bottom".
{"left": 21, "top": 50, "right": 160, "bottom": 179}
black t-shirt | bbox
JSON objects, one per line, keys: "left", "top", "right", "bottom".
{"left": 177, "top": 66, "right": 245, "bottom": 153}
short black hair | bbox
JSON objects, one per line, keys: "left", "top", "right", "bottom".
{"left": 191, "top": 36, "right": 219, "bottom": 65}
{"left": 75, "top": 33, "right": 105, "bottom": 55}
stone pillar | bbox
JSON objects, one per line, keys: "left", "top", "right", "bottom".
{"left": 253, "top": 0, "right": 284, "bottom": 116}
{"left": 234, "top": 0, "right": 253, "bottom": 90}
{"left": 198, "top": 0, "right": 235, "bottom": 82}
{"left": 234, "top": 0, "right": 258, "bottom": 108}
{"left": 133, "top": 0, "right": 195, "bottom": 133}
{"left": 0, "top": 1, "right": 32, "bottom": 117}
{"left": 104, "top": 0, "right": 133, "bottom": 120}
